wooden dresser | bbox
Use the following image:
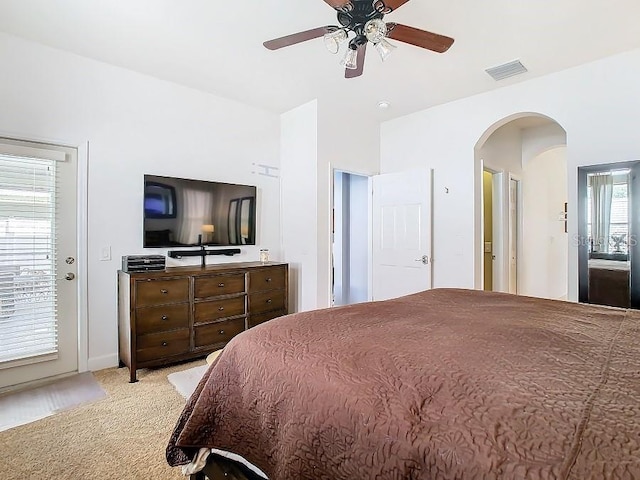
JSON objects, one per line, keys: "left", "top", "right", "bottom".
{"left": 118, "top": 261, "right": 288, "bottom": 382}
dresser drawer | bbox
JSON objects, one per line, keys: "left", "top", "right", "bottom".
{"left": 248, "top": 309, "right": 286, "bottom": 328}
{"left": 194, "top": 273, "right": 245, "bottom": 299}
{"left": 135, "top": 278, "right": 189, "bottom": 307}
{"left": 249, "top": 266, "right": 286, "bottom": 293}
{"left": 249, "top": 290, "right": 286, "bottom": 314}
{"left": 136, "top": 329, "right": 190, "bottom": 362}
{"left": 135, "top": 303, "right": 189, "bottom": 335}
{"left": 194, "top": 318, "right": 245, "bottom": 348}
{"left": 194, "top": 295, "right": 246, "bottom": 324}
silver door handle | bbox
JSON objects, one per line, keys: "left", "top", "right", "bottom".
{"left": 415, "top": 255, "right": 429, "bottom": 265}
{"left": 65, "top": 272, "right": 75, "bottom": 281}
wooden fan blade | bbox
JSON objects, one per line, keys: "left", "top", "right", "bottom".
{"left": 386, "top": 23, "right": 454, "bottom": 53}
{"left": 263, "top": 26, "right": 334, "bottom": 50}
{"left": 375, "top": 0, "right": 411, "bottom": 13}
{"left": 345, "top": 43, "right": 367, "bottom": 79}
{"left": 323, "top": 0, "right": 353, "bottom": 11}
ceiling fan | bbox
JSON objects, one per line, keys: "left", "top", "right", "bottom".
{"left": 263, "top": 0, "right": 454, "bottom": 79}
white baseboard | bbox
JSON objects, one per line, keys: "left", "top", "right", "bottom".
{"left": 87, "top": 353, "right": 119, "bottom": 372}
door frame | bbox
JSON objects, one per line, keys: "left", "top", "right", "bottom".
{"left": 577, "top": 160, "right": 640, "bottom": 307}
{"left": 508, "top": 173, "right": 523, "bottom": 294}
{"left": 0, "top": 130, "right": 89, "bottom": 375}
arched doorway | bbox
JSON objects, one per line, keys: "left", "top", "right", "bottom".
{"left": 474, "top": 113, "right": 567, "bottom": 299}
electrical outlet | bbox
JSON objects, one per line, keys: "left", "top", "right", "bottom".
{"left": 100, "top": 246, "right": 111, "bottom": 261}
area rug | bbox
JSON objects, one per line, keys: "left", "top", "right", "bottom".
{"left": 0, "top": 371, "right": 106, "bottom": 432}
{"left": 167, "top": 364, "right": 208, "bottom": 399}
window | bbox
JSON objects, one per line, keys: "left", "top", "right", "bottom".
{"left": 0, "top": 153, "right": 58, "bottom": 363}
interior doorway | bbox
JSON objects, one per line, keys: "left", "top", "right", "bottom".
{"left": 474, "top": 113, "right": 567, "bottom": 299}
{"left": 332, "top": 170, "right": 369, "bottom": 306}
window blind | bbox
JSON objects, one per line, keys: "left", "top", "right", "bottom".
{"left": 0, "top": 154, "right": 58, "bottom": 364}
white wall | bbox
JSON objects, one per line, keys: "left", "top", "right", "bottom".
{"left": 479, "top": 124, "right": 524, "bottom": 176}
{"left": 521, "top": 147, "right": 568, "bottom": 299}
{"left": 280, "top": 101, "right": 318, "bottom": 313}
{"left": 316, "top": 103, "right": 380, "bottom": 310}
{"left": 522, "top": 123, "right": 567, "bottom": 165}
{"left": 280, "top": 100, "right": 380, "bottom": 312}
{"left": 380, "top": 47, "right": 640, "bottom": 300}
{"left": 0, "top": 33, "right": 281, "bottom": 370}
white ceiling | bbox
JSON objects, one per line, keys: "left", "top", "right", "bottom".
{"left": 1, "top": 0, "right": 640, "bottom": 121}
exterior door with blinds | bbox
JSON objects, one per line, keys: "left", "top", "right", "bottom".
{"left": 0, "top": 139, "right": 78, "bottom": 390}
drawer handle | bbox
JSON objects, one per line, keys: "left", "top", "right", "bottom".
{"left": 218, "top": 306, "right": 224, "bottom": 312}
{"left": 218, "top": 283, "right": 225, "bottom": 288}
{"left": 266, "top": 299, "right": 272, "bottom": 304}
{"left": 266, "top": 277, "right": 272, "bottom": 282}
{"left": 160, "top": 289, "right": 168, "bottom": 294}
{"left": 218, "top": 330, "right": 225, "bottom": 335}
{"left": 161, "top": 315, "right": 168, "bottom": 321}
{"left": 161, "top": 341, "right": 168, "bottom": 347}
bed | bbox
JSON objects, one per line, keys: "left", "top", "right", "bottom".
{"left": 166, "top": 288, "right": 640, "bottom": 479}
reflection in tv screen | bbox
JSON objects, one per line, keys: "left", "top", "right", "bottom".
{"left": 143, "top": 174, "right": 256, "bottom": 248}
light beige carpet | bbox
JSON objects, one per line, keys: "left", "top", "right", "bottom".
{"left": 0, "top": 360, "right": 206, "bottom": 480}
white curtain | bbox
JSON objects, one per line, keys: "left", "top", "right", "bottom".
{"left": 590, "top": 174, "right": 614, "bottom": 253}
{"left": 176, "top": 188, "right": 213, "bottom": 245}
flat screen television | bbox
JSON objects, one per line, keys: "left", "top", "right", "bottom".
{"left": 143, "top": 174, "right": 256, "bottom": 248}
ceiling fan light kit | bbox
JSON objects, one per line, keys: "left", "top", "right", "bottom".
{"left": 324, "top": 28, "right": 348, "bottom": 54}
{"left": 374, "top": 38, "right": 397, "bottom": 61}
{"left": 341, "top": 47, "right": 359, "bottom": 69}
{"left": 263, "top": 0, "right": 454, "bottom": 78}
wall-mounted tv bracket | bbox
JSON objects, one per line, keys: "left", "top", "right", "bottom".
{"left": 168, "top": 247, "right": 241, "bottom": 267}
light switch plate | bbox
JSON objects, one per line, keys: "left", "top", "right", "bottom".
{"left": 100, "top": 246, "right": 111, "bottom": 261}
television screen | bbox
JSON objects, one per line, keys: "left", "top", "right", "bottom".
{"left": 143, "top": 174, "right": 256, "bottom": 248}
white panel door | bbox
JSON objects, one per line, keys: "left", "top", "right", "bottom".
{"left": 0, "top": 139, "right": 78, "bottom": 391}
{"left": 372, "top": 168, "right": 432, "bottom": 301}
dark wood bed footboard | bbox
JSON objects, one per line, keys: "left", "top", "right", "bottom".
{"left": 189, "top": 453, "right": 266, "bottom": 480}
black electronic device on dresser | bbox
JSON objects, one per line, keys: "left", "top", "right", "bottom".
{"left": 117, "top": 262, "right": 288, "bottom": 382}
{"left": 122, "top": 255, "right": 166, "bottom": 272}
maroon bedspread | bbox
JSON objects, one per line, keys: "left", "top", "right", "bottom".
{"left": 167, "top": 289, "right": 640, "bottom": 479}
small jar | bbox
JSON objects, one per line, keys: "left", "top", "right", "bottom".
{"left": 259, "top": 249, "right": 269, "bottom": 263}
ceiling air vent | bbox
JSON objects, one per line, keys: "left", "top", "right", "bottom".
{"left": 485, "top": 60, "right": 528, "bottom": 81}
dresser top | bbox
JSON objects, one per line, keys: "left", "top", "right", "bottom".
{"left": 119, "top": 261, "right": 287, "bottom": 278}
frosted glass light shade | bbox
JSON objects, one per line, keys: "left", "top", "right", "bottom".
{"left": 375, "top": 38, "right": 397, "bottom": 61}
{"left": 364, "top": 18, "right": 387, "bottom": 44}
{"left": 323, "top": 29, "right": 348, "bottom": 54}
{"left": 340, "top": 47, "right": 359, "bottom": 69}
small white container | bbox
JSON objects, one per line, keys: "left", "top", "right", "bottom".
{"left": 259, "top": 249, "right": 269, "bottom": 263}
